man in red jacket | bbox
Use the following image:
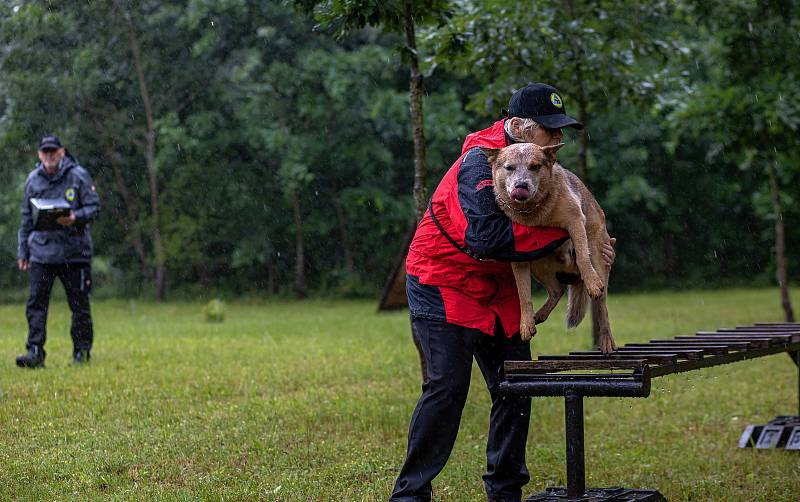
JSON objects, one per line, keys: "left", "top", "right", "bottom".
{"left": 390, "top": 83, "right": 615, "bottom": 502}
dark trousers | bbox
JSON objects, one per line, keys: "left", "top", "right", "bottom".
{"left": 391, "top": 317, "right": 532, "bottom": 502}
{"left": 26, "top": 261, "right": 93, "bottom": 354}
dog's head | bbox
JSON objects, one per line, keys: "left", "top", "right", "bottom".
{"left": 482, "top": 142, "right": 563, "bottom": 209}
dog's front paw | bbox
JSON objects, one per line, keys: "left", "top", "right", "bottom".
{"left": 584, "top": 273, "right": 605, "bottom": 298}
{"left": 519, "top": 318, "right": 537, "bottom": 342}
{"left": 598, "top": 335, "right": 617, "bottom": 355}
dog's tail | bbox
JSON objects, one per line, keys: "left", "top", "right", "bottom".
{"left": 566, "top": 281, "right": 590, "bottom": 328}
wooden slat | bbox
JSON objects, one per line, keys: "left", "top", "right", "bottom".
{"left": 538, "top": 353, "right": 679, "bottom": 365}
{"left": 697, "top": 334, "right": 798, "bottom": 344}
{"left": 676, "top": 336, "right": 778, "bottom": 347}
{"left": 624, "top": 343, "right": 733, "bottom": 355}
{"left": 570, "top": 350, "right": 692, "bottom": 362}
{"left": 505, "top": 359, "right": 647, "bottom": 373}
{"left": 697, "top": 331, "right": 798, "bottom": 337}
{"left": 714, "top": 328, "right": 800, "bottom": 336}
{"left": 607, "top": 347, "right": 705, "bottom": 360}
{"left": 715, "top": 331, "right": 800, "bottom": 342}
{"left": 649, "top": 339, "right": 752, "bottom": 349}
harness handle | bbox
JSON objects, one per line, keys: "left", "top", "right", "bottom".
{"left": 427, "top": 199, "right": 493, "bottom": 262}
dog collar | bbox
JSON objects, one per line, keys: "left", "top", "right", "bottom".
{"left": 495, "top": 195, "right": 539, "bottom": 215}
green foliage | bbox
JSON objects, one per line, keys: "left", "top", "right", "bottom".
{"left": 424, "top": 0, "right": 687, "bottom": 118}
{"left": 0, "top": 0, "right": 797, "bottom": 296}
{"left": 295, "top": 0, "right": 453, "bottom": 38}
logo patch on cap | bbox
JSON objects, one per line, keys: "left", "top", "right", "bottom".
{"left": 65, "top": 188, "right": 76, "bottom": 202}
{"left": 550, "top": 93, "right": 563, "bottom": 108}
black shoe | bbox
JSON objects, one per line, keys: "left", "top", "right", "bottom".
{"left": 15, "top": 346, "right": 45, "bottom": 368}
{"left": 72, "top": 349, "right": 91, "bottom": 365}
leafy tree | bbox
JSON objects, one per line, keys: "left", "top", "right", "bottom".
{"left": 295, "top": 0, "right": 454, "bottom": 220}
{"left": 426, "top": 0, "right": 686, "bottom": 180}
{"left": 674, "top": 0, "right": 800, "bottom": 320}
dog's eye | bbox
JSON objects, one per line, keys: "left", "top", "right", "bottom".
{"left": 504, "top": 164, "right": 515, "bottom": 172}
{"left": 529, "top": 164, "right": 541, "bottom": 172}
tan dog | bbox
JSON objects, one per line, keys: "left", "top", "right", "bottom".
{"left": 482, "top": 143, "right": 617, "bottom": 354}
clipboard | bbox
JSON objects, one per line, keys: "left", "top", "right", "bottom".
{"left": 30, "top": 198, "right": 71, "bottom": 231}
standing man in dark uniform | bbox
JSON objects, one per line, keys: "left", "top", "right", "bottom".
{"left": 15, "top": 135, "right": 100, "bottom": 368}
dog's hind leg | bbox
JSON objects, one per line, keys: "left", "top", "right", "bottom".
{"left": 587, "top": 228, "right": 615, "bottom": 353}
{"left": 531, "top": 271, "right": 565, "bottom": 325}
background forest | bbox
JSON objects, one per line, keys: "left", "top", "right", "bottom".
{"left": 1, "top": 0, "right": 798, "bottom": 303}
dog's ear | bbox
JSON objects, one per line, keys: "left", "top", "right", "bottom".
{"left": 540, "top": 143, "right": 565, "bottom": 165}
{"left": 481, "top": 147, "right": 502, "bottom": 167}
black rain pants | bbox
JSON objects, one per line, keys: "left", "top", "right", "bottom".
{"left": 390, "top": 317, "right": 532, "bottom": 502}
{"left": 26, "top": 261, "right": 93, "bottom": 354}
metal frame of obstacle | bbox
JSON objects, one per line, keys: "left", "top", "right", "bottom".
{"left": 498, "top": 323, "right": 800, "bottom": 502}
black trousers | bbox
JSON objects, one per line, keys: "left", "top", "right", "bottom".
{"left": 26, "top": 261, "right": 93, "bottom": 354}
{"left": 390, "top": 317, "right": 532, "bottom": 502}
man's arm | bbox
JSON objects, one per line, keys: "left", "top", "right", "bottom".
{"left": 71, "top": 167, "right": 100, "bottom": 224}
{"left": 456, "top": 148, "right": 569, "bottom": 261}
{"left": 17, "top": 178, "right": 33, "bottom": 270}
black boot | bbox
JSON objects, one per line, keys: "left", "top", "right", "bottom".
{"left": 72, "top": 349, "right": 91, "bottom": 365}
{"left": 15, "top": 346, "right": 45, "bottom": 368}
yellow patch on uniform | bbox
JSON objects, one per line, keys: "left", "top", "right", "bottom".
{"left": 65, "top": 188, "right": 76, "bottom": 202}
{"left": 550, "top": 93, "right": 563, "bottom": 108}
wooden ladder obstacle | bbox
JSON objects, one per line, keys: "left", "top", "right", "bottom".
{"left": 499, "top": 322, "right": 800, "bottom": 502}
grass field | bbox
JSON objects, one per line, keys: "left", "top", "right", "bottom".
{"left": 1, "top": 288, "right": 799, "bottom": 501}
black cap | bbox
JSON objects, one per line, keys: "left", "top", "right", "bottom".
{"left": 506, "top": 83, "right": 583, "bottom": 130}
{"left": 38, "top": 134, "right": 63, "bottom": 151}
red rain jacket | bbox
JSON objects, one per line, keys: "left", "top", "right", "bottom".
{"left": 405, "top": 119, "right": 568, "bottom": 337}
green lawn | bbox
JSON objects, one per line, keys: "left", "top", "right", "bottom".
{"left": 1, "top": 288, "right": 799, "bottom": 501}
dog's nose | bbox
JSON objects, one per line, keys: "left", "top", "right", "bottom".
{"left": 515, "top": 182, "right": 529, "bottom": 190}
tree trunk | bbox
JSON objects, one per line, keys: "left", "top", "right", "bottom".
{"left": 766, "top": 160, "right": 795, "bottom": 322}
{"left": 335, "top": 195, "right": 355, "bottom": 273}
{"left": 92, "top": 118, "right": 150, "bottom": 278}
{"left": 104, "top": 146, "right": 149, "bottom": 277}
{"left": 584, "top": 103, "right": 601, "bottom": 350}
{"left": 573, "top": 78, "right": 600, "bottom": 348}
{"left": 292, "top": 192, "right": 306, "bottom": 299}
{"left": 128, "top": 18, "right": 167, "bottom": 301}
{"left": 267, "top": 260, "right": 275, "bottom": 296}
{"left": 577, "top": 101, "right": 589, "bottom": 182}
{"left": 403, "top": 1, "right": 429, "bottom": 382}
{"left": 403, "top": 0, "right": 428, "bottom": 221}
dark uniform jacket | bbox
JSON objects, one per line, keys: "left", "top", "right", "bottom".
{"left": 406, "top": 119, "right": 568, "bottom": 337}
{"left": 17, "top": 153, "right": 100, "bottom": 264}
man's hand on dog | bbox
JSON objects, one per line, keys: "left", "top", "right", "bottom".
{"left": 602, "top": 237, "right": 616, "bottom": 268}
